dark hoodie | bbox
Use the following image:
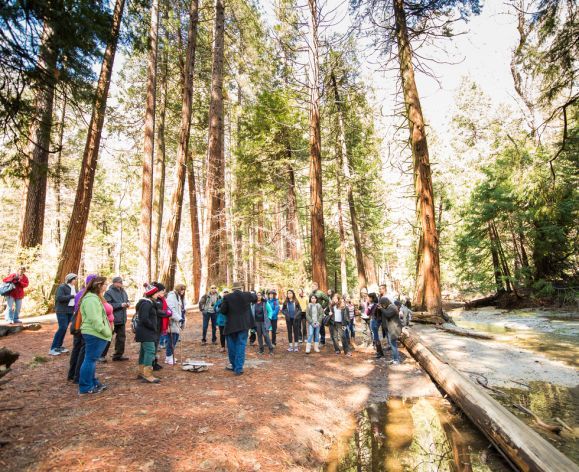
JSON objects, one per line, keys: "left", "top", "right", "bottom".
{"left": 135, "top": 297, "right": 160, "bottom": 343}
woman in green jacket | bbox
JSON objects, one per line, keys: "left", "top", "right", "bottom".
{"left": 78, "top": 276, "right": 113, "bottom": 395}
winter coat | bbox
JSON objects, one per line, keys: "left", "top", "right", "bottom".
{"left": 379, "top": 304, "right": 402, "bottom": 339}
{"left": 251, "top": 301, "right": 271, "bottom": 329}
{"left": 329, "top": 305, "right": 348, "bottom": 324}
{"left": 281, "top": 300, "right": 302, "bottom": 319}
{"left": 198, "top": 293, "right": 220, "bottom": 313}
{"left": 306, "top": 303, "right": 324, "bottom": 326}
{"left": 2, "top": 273, "right": 29, "bottom": 299}
{"left": 266, "top": 298, "right": 280, "bottom": 320}
{"left": 135, "top": 298, "right": 160, "bottom": 343}
{"left": 166, "top": 291, "right": 183, "bottom": 333}
{"left": 80, "top": 292, "right": 112, "bottom": 342}
{"left": 103, "top": 285, "right": 129, "bottom": 325}
{"left": 220, "top": 290, "right": 257, "bottom": 335}
{"left": 215, "top": 298, "right": 227, "bottom": 327}
{"left": 55, "top": 283, "right": 76, "bottom": 315}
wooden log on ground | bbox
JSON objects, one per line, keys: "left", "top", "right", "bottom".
{"left": 436, "top": 323, "right": 495, "bottom": 340}
{"left": 412, "top": 311, "right": 448, "bottom": 325}
{"left": 401, "top": 327, "right": 579, "bottom": 472}
{"left": 0, "top": 323, "right": 41, "bottom": 337}
{"left": 465, "top": 294, "right": 498, "bottom": 309}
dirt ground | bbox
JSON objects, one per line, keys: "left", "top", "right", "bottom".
{"left": 0, "top": 312, "right": 439, "bottom": 472}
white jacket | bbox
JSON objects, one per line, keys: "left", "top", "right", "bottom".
{"left": 166, "top": 291, "right": 183, "bottom": 332}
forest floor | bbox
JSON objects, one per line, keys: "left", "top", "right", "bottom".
{"left": 0, "top": 311, "right": 440, "bottom": 472}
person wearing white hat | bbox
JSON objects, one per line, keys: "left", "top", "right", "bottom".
{"left": 50, "top": 273, "right": 78, "bottom": 356}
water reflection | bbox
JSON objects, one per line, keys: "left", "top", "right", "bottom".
{"left": 325, "top": 397, "right": 510, "bottom": 472}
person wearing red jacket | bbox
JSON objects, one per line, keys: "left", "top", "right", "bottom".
{"left": 3, "top": 267, "right": 29, "bottom": 324}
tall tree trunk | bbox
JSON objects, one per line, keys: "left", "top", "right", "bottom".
{"left": 394, "top": 0, "right": 442, "bottom": 315}
{"left": 53, "top": 93, "right": 67, "bottom": 247}
{"left": 201, "top": 0, "right": 226, "bottom": 293}
{"left": 138, "top": 0, "right": 159, "bottom": 284}
{"left": 286, "top": 161, "right": 301, "bottom": 260}
{"left": 330, "top": 70, "right": 367, "bottom": 289}
{"left": 491, "top": 222, "right": 515, "bottom": 294}
{"left": 488, "top": 223, "right": 505, "bottom": 294}
{"left": 158, "top": 0, "right": 199, "bottom": 289}
{"left": 19, "top": 23, "right": 57, "bottom": 251}
{"left": 52, "top": 0, "right": 125, "bottom": 298}
{"left": 413, "top": 228, "right": 425, "bottom": 307}
{"left": 336, "top": 165, "right": 348, "bottom": 296}
{"left": 307, "top": 0, "right": 328, "bottom": 290}
{"left": 152, "top": 16, "right": 168, "bottom": 280}
{"left": 187, "top": 154, "right": 201, "bottom": 301}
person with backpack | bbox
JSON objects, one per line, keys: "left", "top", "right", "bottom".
{"left": 282, "top": 289, "right": 302, "bottom": 352}
{"left": 100, "top": 277, "right": 130, "bottom": 362}
{"left": 78, "top": 276, "right": 113, "bottom": 395}
{"left": 198, "top": 285, "right": 220, "bottom": 345}
{"left": 2, "top": 266, "right": 29, "bottom": 324}
{"left": 251, "top": 291, "right": 273, "bottom": 355}
{"left": 378, "top": 297, "right": 402, "bottom": 364}
{"left": 50, "top": 273, "right": 77, "bottom": 356}
{"left": 215, "top": 289, "right": 229, "bottom": 352}
{"left": 305, "top": 294, "right": 324, "bottom": 354}
{"left": 135, "top": 284, "right": 166, "bottom": 383}
{"left": 266, "top": 290, "right": 280, "bottom": 346}
{"left": 68, "top": 274, "right": 96, "bottom": 383}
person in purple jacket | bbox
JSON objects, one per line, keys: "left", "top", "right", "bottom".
{"left": 68, "top": 274, "right": 97, "bottom": 382}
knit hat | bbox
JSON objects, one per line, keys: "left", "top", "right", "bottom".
{"left": 152, "top": 281, "right": 166, "bottom": 292}
{"left": 112, "top": 276, "right": 123, "bottom": 284}
{"left": 65, "top": 273, "right": 77, "bottom": 283}
{"left": 144, "top": 284, "right": 159, "bottom": 297}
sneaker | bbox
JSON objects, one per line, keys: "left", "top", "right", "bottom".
{"left": 345, "top": 352, "right": 352, "bottom": 357}
{"left": 112, "top": 356, "right": 129, "bottom": 361}
{"left": 268, "top": 349, "right": 274, "bottom": 356}
{"left": 94, "top": 383, "right": 108, "bottom": 392}
{"left": 79, "top": 387, "right": 102, "bottom": 396}
{"left": 287, "top": 347, "right": 293, "bottom": 352}
{"left": 201, "top": 340, "right": 207, "bottom": 345}
{"left": 97, "top": 357, "right": 107, "bottom": 363}
{"left": 225, "top": 364, "right": 233, "bottom": 371}
{"left": 335, "top": 351, "right": 341, "bottom": 355}
{"left": 56, "top": 347, "right": 69, "bottom": 353}
{"left": 234, "top": 371, "right": 244, "bottom": 376}
{"left": 387, "top": 360, "right": 400, "bottom": 365}
{"left": 48, "top": 349, "right": 61, "bottom": 356}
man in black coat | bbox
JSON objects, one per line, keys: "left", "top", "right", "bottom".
{"left": 102, "top": 276, "right": 130, "bottom": 361}
{"left": 220, "top": 281, "right": 257, "bottom": 375}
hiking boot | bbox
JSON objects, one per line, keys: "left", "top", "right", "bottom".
{"left": 142, "top": 366, "right": 160, "bottom": 383}
{"left": 136, "top": 365, "right": 145, "bottom": 379}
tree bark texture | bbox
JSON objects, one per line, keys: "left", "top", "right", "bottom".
{"left": 53, "top": 94, "right": 67, "bottom": 247}
{"left": 336, "top": 166, "right": 348, "bottom": 296}
{"left": 488, "top": 223, "right": 505, "bottom": 294}
{"left": 158, "top": 0, "right": 199, "bottom": 289}
{"left": 330, "top": 70, "right": 367, "bottom": 289}
{"left": 52, "top": 0, "right": 125, "bottom": 299}
{"left": 187, "top": 155, "right": 201, "bottom": 301}
{"left": 201, "top": 0, "right": 226, "bottom": 292}
{"left": 139, "top": 0, "right": 159, "bottom": 284}
{"left": 394, "top": 0, "right": 442, "bottom": 315}
{"left": 286, "top": 161, "right": 301, "bottom": 260}
{"left": 19, "top": 23, "right": 57, "bottom": 250}
{"left": 152, "top": 18, "right": 168, "bottom": 280}
{"left": 307, "top": 0, "right": 328, "bottom": 291}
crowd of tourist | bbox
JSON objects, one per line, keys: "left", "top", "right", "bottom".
{"left": 1, "top": 269, "right": 412, "bottom": 396}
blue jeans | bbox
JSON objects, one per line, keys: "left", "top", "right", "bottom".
{"left": 202, "top": 311, "right": 217, "bottom": 342}
{"left": 166, "top": 332, "right": 180, "bottom": 357}
{"left": 51, "top": 312, "right": 72, "bottom": 350}
{"left": 370, "top": 318, "right": 381, "bottom": 342}
{"left": 348, "top": 319, "right": 355, "bottom": 338}
{"left": 4, "top": 296, "right": 22, "bottom": 323}
{"left": 388, "top": 331, "right": 400, "bottom": 362}
{"left": 79, "top": 334, "right": 108, "bottom": 393}
{"left": 226, "top": 330, "right": 248, "bottom": 374}
{"left": 307, "top": 324, "right": 320, "bottom": 343}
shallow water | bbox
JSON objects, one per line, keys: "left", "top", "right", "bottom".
{"left": 325, "top": 396, "right": 511, "bottom": 472}
{"left": 497, "top": 381, "right": 579, "bottom": 465}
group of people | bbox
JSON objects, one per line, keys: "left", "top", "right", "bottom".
{"left": 2, "top": 268, "right": 412, "bottom": 395}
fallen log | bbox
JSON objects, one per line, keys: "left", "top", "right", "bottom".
{"left": 412, "top": 312, "right": 448, "bottom": 325}
{"left": 0, "top": 323, "right": 42, "bottom": 337}
{"left": 465, "top": 294, "right": 498, "bottom": 309}
{"left": 436, "top": 323, "right": 495, "bottom": 340}
{"left": 401, "top": 327, "right": 579, "bottom": 472}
